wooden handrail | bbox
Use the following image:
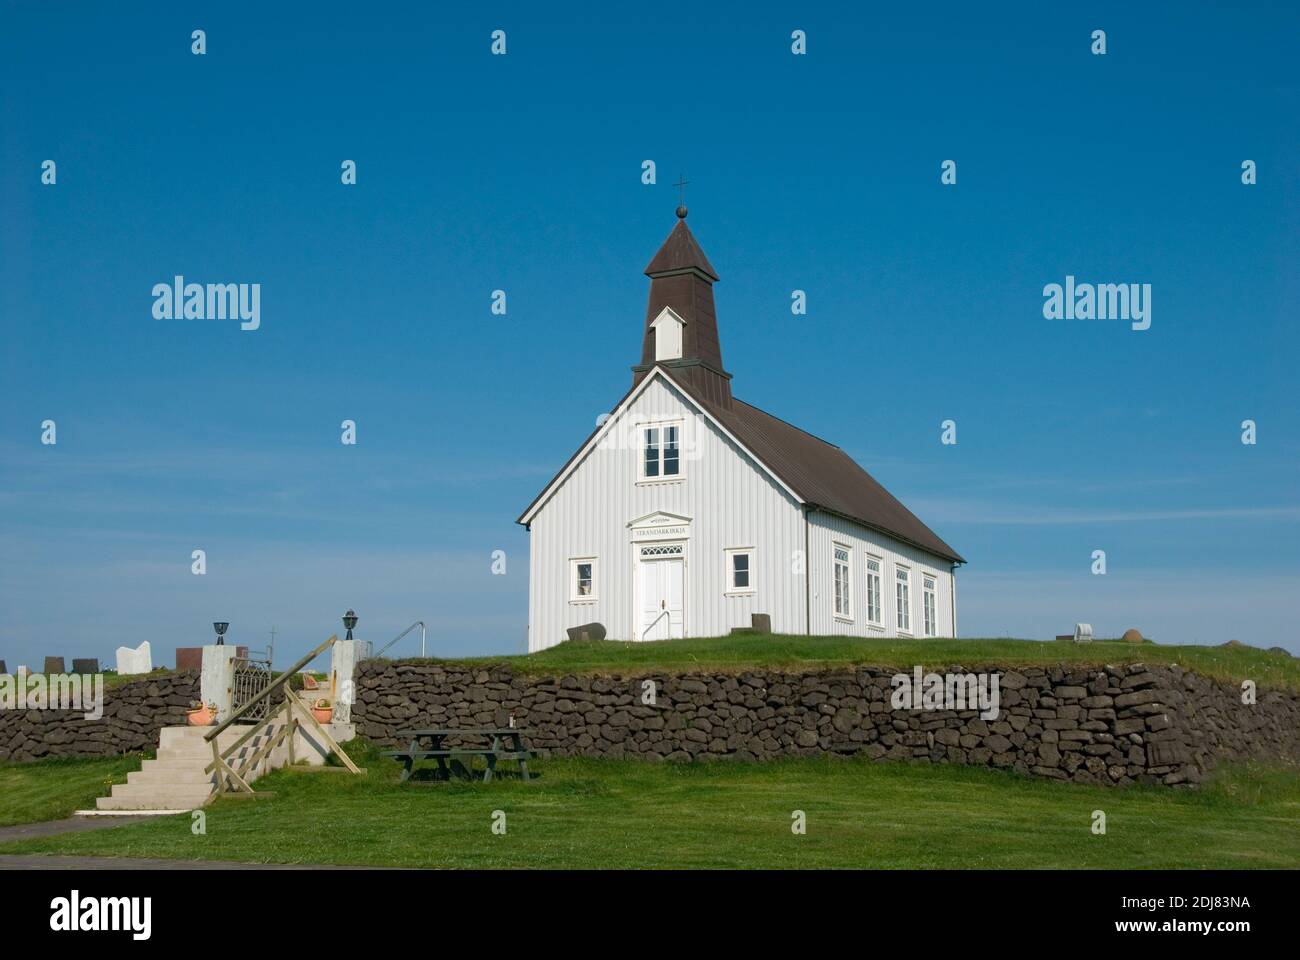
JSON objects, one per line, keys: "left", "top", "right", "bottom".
{"left": 204, "top": 633, "right": 338, "bottom": 742}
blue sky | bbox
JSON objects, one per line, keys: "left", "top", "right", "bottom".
{"left": 2, "top": 2, "right": 1297, "bottom": 668}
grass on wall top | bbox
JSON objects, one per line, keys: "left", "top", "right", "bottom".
{"left": 380, "top": 634, "right": 1300, "bottom": 691}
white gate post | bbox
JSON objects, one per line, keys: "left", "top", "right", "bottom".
{"left": 330, "top": 639, "right": 371, "bottom": 723}
{"left": 200, "top": 645, "right": 237, "bottom": 721}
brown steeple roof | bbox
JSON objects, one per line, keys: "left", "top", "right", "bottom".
{"left": 643, "top": 218, "right": 719, "bottom": 280}
{"left": 633, "top": 213, "right": 732, "bottom": 406}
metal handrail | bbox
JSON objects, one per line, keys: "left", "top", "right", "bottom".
{"left": 204, "top": 633, "right": 337, "bottom": 742}
{"left": 373, "top": 620, "right": 426, "bottom": 659}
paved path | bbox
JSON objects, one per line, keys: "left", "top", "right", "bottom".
{"left": 0, "top": 816, "right": 154, "bottom": 843}
{"left": 0, "top": 854, "right": 380, "bottom": 870}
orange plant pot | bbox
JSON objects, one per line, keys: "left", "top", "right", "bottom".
{"left": 311, "top": 708, "right": 333, "bottom": 725}
{"left": 187, "top": 707, "right": 214, "bottom": 726}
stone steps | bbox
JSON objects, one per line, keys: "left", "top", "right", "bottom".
{"left": 97, "top": 724, "right": 276, "bottom": 811}
{"left": 92, "top": 717, "right": 356, "bottom": 811}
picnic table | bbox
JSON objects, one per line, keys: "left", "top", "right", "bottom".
{"left": 383, "top": 728, "right": 537, "bottom": 783}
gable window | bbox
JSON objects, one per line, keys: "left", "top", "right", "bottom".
{"left": 922, "top": 574, "right": 937, "bottom": 637}
{"left": 570, "top": 557, "right": 597, "bottom": 602}
{"left": 641, "top": 422, "right": 682, "bottom": 480}
{"left": 832, "top": 544, "right": 852, "bottom": 620}
{"left": 725, "top": 547, "right": 755, "bottom": 594}
{"left": 865, "top": 555, "right": 883, "bottom": 626}
{"left": 895, "top": 565, "right": 911, "bottom": 633}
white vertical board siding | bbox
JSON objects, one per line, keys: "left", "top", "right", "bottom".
{"left": 526, "top": 376, "right": 807, "bottom": 650}
{"left": 807, "top": 511, "right": 957, "bottom": 638}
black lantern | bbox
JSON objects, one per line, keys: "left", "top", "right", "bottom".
{"left": 213, "top": 621, "right": 229, "bottom": 646}
{"left": 342, "top": 609, "right": 358, "bottom": 642}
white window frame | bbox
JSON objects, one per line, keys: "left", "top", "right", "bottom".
{"left": 724, "top": 547, "right": 755, "bottom": 595}
{"left": 922, "top": 573, "right": 937, "bottom": 637}
{"left": 569, "top": 557, "right": 598, "bottom": 603}
{"left": 832, "top": 542, "right": 852, "bottom": 621}
{"left": 638, "top": 419, "right": 684, "bottom": 483}
{"left": 865, "top": 554, "right": 883, "bottom": 628}
{"left": 895, "top": 564, "right": 912, "bottom": 635}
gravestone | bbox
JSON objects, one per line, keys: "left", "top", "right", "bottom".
{"left": 72, "top": 658, "right": 99, "bottom": 673}
{"left": 175, "top": 647, "right": 203, "bottom": 671}
{"left": 566, "top": 622, "right": 607, "bottom": 643}
{"left": 115, "top": 641, "right": 152, "bottom": 675}
{"left": 751, "top": 613, "right": 772, "bottom": 633}
{"left": 44, "top": 656, "right": 66, "bottom": 674}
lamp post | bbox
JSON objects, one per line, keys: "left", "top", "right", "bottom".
{"left": 342, "top": 610, "right": 358, "bottom": 642}
{"left": 213, "top": 621, "right": 229, "bottom": 646}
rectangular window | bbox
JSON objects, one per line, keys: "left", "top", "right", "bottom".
{"left": 866, "top": 555, "right": 883, "bottom": 625}
{"left": 663, "top": 424, "right": 679, "bottom": 476}
{"left": 643, "top": 427, "right": 659, "bottom": 478}
{"left": 725, "top": 548, "right": 754, "bottom": 594}
{"left": 895, "top": 565, "right": 911, "bottom": 633}
{"left": 570, "top": 557, "right": 597, "bottom": 602}
{"left": 923, "top": 575, "right": 937, "bottom": 637}
{"left": 833, "top": 544, "right": 852, "bottom": 619}
{"left": 641, "top": 422, "right": 683, "bottom": 480}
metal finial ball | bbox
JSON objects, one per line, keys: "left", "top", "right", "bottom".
{"left": 676, "top": 205, "right": 688, "bottom": 219}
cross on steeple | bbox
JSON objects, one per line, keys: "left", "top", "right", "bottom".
{"left": 673, "top": 174, "right": 690, "bottom": 218}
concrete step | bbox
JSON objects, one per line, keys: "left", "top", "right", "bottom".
{"left": 129, "top": 768, "right": 216, "bottom": 787}
{"left": 158, "top": 736, "right": 279, "bottom": 761}
{"left": 97, "top": 784, "right": 214, "bottom": 811}
{"left": 140, "top": 757, "right": 211, "bottom": 774}
{"left": 158, "top": 725, "right": 256, "bottom": 750}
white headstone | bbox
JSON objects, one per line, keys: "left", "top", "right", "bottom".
{"left": 115, "top": 641, "right": 153, "bottom": 675}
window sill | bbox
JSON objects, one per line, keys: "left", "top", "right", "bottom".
{"left": 636, "top": 477, "right": 685, "bottom": 486}
{"left": 724, "top": 590, "right": 756, "bottom": 597}
{"left": 897, "top": 630, "right": 913, "bottom": 638}
{"left": 833, "top": 614, "right": 854, "bottom": 624}
{"left": 568, "top": 598, "right": 598, "bottom": 605}
{"left": 867, "top": 623, "right": 884, "bottom": 632}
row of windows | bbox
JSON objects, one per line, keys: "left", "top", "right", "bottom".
{"left": 569, "top": 547, "right": 754, "bottom": 602}
{"left": 569, "top": 546, "right": 939, "bottom": 636}
{"left": 833, "top": 543, "right": 938, "bottom": 637}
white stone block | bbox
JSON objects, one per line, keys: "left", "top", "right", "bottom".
{"left": 115, "top": 641, "right": 153, "bottom": 675}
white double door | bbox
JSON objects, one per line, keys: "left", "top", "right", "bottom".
{"left": 638, "top": 553, "right": 684, "bottom": 641}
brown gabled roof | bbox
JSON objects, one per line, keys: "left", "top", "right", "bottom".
{"left": 517, "top": 366, "right": 964, "bottom": 565}
{"left": 671, "top": 373, "right": 965, "bottom": 564}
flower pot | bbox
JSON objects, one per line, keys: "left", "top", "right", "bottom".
{"left": 311, "top": 707, "right": 333, "bottom": 725}
{"left": 187, "top": 707, "right": 214, "bottom": 726}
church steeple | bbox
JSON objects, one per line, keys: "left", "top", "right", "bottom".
{"left": 632, "top": 208, "right": 733, "bottom": 407}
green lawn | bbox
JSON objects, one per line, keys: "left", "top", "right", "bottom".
{"left": 405, "top": 634, "right": 1300, "bottom": 691}
{"left": 0, "top": 754, "right": 144, "bottom": 827}
{"left": 2, "top": 741, "right": 1297, "bottom": 868}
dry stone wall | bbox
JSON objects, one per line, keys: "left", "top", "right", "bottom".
{"left": 353, "top": 660, "right": 1300, "bottom": 787}
{"left": 0, "top": 671, "right": 198, "bottom": 762}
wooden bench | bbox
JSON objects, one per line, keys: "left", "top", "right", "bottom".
{"left": 385, "top": 729, "right": 538, "bottom": 783}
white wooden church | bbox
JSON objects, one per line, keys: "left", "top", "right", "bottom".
{"left": 518, "top": 210, "right": 964, "bottom": 650}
